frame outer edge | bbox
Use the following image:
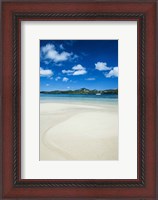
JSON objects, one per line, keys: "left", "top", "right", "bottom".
{"left": 1, "top": 1, "right": 158, "bottom": 199}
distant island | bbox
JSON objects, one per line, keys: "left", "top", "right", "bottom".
{"left": 40, "top": 88, "right": 118, "bottom": 95}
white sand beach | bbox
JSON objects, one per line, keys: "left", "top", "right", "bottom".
{"left": 40, "top": 101, "right": 118, "bottom": 160}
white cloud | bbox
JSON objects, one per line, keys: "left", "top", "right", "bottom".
{"left": 40, "top": 67, "right": 53, "bottom": 77}
{"left": 63, "top": 77, "right": 69, "bottom": 82}
{"left": 72, "top": 64, "right": 87, "bottom": 75}
{"left": 105, "top": 67, "right": 118, "bottom": 78}
{"left": 46, "top": 84, "right": 50, "bottom": 86}
{"left": 59, "top": 44, "right": 64, "bottom": 50}
{"left": 55, "top": 63, "right": 63, "bottom": 67}
{"left": 72, "top": 54, "right": 78, "bottom": 60}
{"left": 55, "top": 76, "right": 61, "bottom": 81}
{"left": 41, "top": 44, "right": 52, "bottom": 53}
{"left": 62, "top": 70, "right": 74, "bottom": 75}
{"left": 44, "top": 60, "right": 50, "bottom": 65}
{"left": 73, "top": 69, "right": 87, "bottom": 75}
{"left": 41, "top": 44, "right": 72, "bottom": 63}
{"left": 95, "top": 62, "right": 111, "bottom": 71}
{"left": 67, "top": 86, "right": 70, "bottom": 89}
{"left": 86, "top": 78, "right": 95, "bottom": 81}
{"left": 72, "top": 64, "right": 84, "bottom": 71}
{"left": 62, "top": 64, "right": 87, "bottom": 76}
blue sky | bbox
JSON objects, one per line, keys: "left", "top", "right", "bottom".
{"left": 40, "top": 40, "right": 118, "bottom": 91}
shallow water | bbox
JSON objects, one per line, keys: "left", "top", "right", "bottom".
{"left": 40, "top": 93, "right": 118, "bottom": 106}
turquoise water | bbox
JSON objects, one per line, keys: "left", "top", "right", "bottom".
{"left": 40, "top": 94, "right": 118, "bottom": 105}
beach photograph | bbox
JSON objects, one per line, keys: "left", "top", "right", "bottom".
{"left": 40, "top": 40, "right": 118, "bottom": 160}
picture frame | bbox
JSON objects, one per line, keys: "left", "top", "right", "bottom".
{"left": 1, "top": 0, "right": 157, "bottom": 199}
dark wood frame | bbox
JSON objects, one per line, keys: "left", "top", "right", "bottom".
{"left": 1, "top": 0, "right": 157, "bottom": 199}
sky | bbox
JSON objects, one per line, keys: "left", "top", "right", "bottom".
{"left": 40, "top": 40, "right": 118, "bottom": 91}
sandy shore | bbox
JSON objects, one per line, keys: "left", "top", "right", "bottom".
{"left": 40, "top": 101, "right": 118, "bottom": 160}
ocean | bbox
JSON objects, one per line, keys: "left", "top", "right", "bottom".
{"left": 40, "top": 93, "right": 118, "bottom": 105}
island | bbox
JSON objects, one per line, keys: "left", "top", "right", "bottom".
{"left": 40, "top": 88, "right": 118, "bottom": 95}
